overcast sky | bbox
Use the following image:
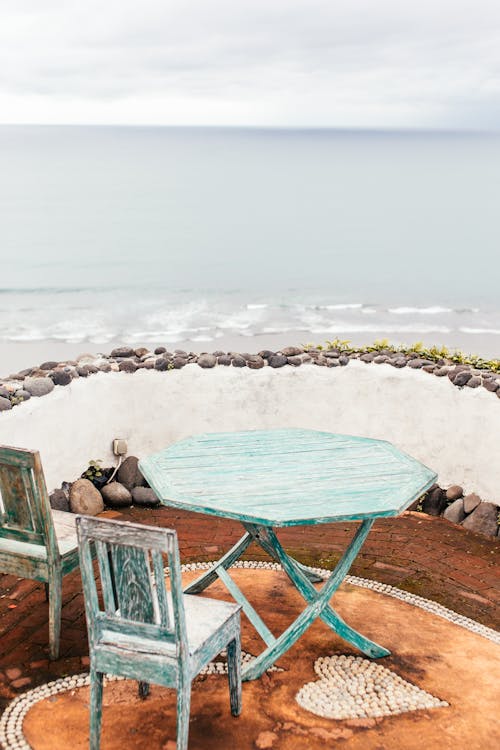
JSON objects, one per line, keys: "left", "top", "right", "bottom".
{"left": 1, "top": 0, "right": 499, "bottom": 129}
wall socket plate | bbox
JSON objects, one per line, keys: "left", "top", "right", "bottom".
{"left": 113, "top": 438, "right": 128, "bottom": 456}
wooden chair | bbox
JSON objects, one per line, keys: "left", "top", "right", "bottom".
{"left": 76, "top": 515, "right": 242, "bottom": 750}
{"left": 0, "top": 445, "right": 81, "bottom": 660}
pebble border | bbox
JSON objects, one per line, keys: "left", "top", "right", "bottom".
{"left": 0, "top": 560, "right": 498, "bottom": 750}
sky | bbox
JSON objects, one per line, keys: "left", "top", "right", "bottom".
{"left": 0, "top": 0, "right": 499, "bottom": 129}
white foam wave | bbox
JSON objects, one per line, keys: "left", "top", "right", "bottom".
{"left": 246, "top": 303, "right": 268, "bottom": 310}
{"left": 321, "top": 303, "right": 363, "bottom": 311}
{"left": 388, "top": 306, "right": 452, "bottom": 315}
{"left": 459, "top": 327, "right": 500, "bottom": 335}
{"left": 309, "top": 324, "right": 452, "bottom": 335}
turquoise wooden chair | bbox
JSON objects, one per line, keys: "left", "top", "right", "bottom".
{"left": 0, "top": 445, "right": 81, "bottom": 660}
{"left": 76, "top": 515, "right": 242, "bottom": 750}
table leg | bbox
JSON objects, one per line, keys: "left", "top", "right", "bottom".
{"left": 241, "top": 520, "right": 389, "bottom": 680}
{"left": 253, "top": 523, "right": 390, "bottom": 660}
{"left": 243, "top": 527, "right": 323, "bottom": 583}
{"left": 184, "top": 531, "right": 253, "bottom": 594}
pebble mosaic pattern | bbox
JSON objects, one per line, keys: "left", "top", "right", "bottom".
{"left": 1, "top": 560, "right": 498, "bottom": 749}
{"left": 296, "top": 655, "right": 448, "bottom": 719}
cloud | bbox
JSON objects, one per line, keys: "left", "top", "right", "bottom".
{"left": 0, "top": 0, "right": 499, "bottom": 127}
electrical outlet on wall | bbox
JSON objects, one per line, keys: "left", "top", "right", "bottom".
{"left": 113, "top": 438, "right": 128, "bottom": 456}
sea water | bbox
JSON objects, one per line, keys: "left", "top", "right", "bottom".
{"left": 1, "top": 126, "right": 499, "bottom": 357}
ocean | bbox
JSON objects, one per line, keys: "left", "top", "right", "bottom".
{"left": 1, "top": 125, "right": 499, "bottom": 371}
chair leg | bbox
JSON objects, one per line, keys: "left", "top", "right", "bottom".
{"left": 176, "top": 678, "right": 192, "bottom": 750}
{"left": 227, "top": 632, "right": 242, "bottom": 717}
{"left": 138, "top": 681, "right": 150, "bottom": 699}
{"left": 48, "top": 577, "right": 62, "bottom": 660}
{"left": 90, "top": 668, "right": 104, "bottom": 750}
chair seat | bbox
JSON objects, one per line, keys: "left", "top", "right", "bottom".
{"left": 52, "top": 510, "right": 79, "bottom": 556}
{"left": 100, "top": 593, "right": 240, "bottom": 657}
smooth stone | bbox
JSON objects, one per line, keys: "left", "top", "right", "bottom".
{"left": 360, "top": 352, "right": 376, "bottom": 363}
{"left": 174, "top": 349, "right": 188, "bottom": 357}
{"left": 172, "top": 357, "right": 186, "bottom": 369}
{"left": 314, "top": 355, "right": 327, "bottom": 366}
{"left": 443, "top": 498, "right": 466, "bottom": 524}
{"left": 391, "top": 357, "right": 407, "bottom": 368}
{"left": 246, "top": 355, "right": 265, "bottom": 369}
{"left": 463, "top": 492, "right": 481, "bottom": 514}
{"left": 258, "top": 350, "right": 275, "bottom": 360}
{"left": 134, "top": 347, "right": 149, "bottom": 358}
{"left": 287, "top": 356, "right": 302, "bottom": 366}
{"left": 198, "top": 353, "right": 217, "bottom": 368}
{"left": 131, "top": 487, "right": 160, "bottom": 507}
{"left": 466, "top": 375, "right": 481, "bottom": 388}
{"left": 154, "top": 357, "right": 170, "bottom": 371}
{"left": 422, "top": 487, "right": 446, "bottom": 516}
{"left": 326, "top": 358, "right": 340, "bottom": 367}
{"left": 14, "top": 389, "right": 31, "bottom": 401}
{"left": 49, "top": 489, "right": 70, "bottom": 512}
{"left": 69, "top": 479, "right": 104, "bottom": 516}
{"left": 433, "top": 366, "right": 450, "bottom": 376}
{"left": 280, "top": 346, "right": 303, "bottom": 356}
{"left": 373, "top": 355, "right": 389, "bottom": 364}
{"left": 118, "top": 359, "right": 138, "bottom": 373}
{"left": 446, "top": 485, "right": 463, "bottom": 501}
{"left": 23, "top": 377, "right": 55, "bottom": 397}
{"left": 483, "top": 378, "right": 499, "bottom": 392}
{"left": 453, "top": 370, "right": 473, "bottom": 387}
{"left": 40, "top": 361, "right": 59, "bottom": 370}
{"left": 101, "top": 482, "right": 132, "bottom": 508}
{"left": 50, "top": 370, "right": 72, "bottom": 386}
{"left": 110, "top": 346, "right": 135, "bottom": 358}
{"left": 117, "top": 455, "right": 146, "bottom": 491}
{"left": 154, "top": 346, "right": 167, "bottom": 354}
{"left": 0, "top": 396, "right": 12, "bottom": 411}
{"left": 231, "top": 355, "right": 246, "bottom": 367}
{"left": 99, "top": 363, "right": 112, "bottom": 372}
{"left": 338, "top": 355, "right": 350, "bottom": 366}
{"left": 217, "top": 354, "right": 232, "bottom": 366}
{"left": 0, "top": 386, "right": 9, "bottom": 398}
{"left": 268, "top": 354, "right": 288, "bottom": 368}
{"left": 462, "top": 502, "right": 499, "bottom": 537}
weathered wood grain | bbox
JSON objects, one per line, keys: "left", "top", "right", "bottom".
{"left": 76, "top": 516, "right": 242, "bottom": 750}
{"left": 141, "top": 429, "right": 437, "bottom": 680}
{"left": 0, "top": 444, "right": 82, "bottom": 659}
{"left": 139, "top": 428, "right": 437, "bottom": 527}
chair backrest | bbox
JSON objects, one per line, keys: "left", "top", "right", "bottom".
{"left": 76, "top": 516, "right": 187, "bottom": 657}
{"left": 0, "top": 445, "right": 58, "bottom": 555}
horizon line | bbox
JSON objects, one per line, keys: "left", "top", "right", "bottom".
{"left": 0, "top": 123, "right": 499, "bottom": 136}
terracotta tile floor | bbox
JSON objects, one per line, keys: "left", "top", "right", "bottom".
{"left": 0, "top": 508, "right": 498, "bottom": 711}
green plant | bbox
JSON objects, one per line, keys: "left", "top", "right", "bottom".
{"left": 82, "top": 460, "right": 104, "bottom": 481}
{"left": 309, "top": 338, "right": 500, "bottom": 373}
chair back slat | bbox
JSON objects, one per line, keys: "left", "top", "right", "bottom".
{"left": 76, "top": 516, "right": 186, "bottom": 651}
{"left": 0, "top": 446, "right": 54, "bottom": 549}
{"left": 152, "top": 549, "right": 171, "bottom": 630}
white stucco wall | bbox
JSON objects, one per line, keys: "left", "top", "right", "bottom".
{"left": 0, "top": 361, "right": 498, "bottom": 502}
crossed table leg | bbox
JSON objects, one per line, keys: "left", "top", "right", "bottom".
{"left": 184, "top": 519, "right": 390, "bottom": 681}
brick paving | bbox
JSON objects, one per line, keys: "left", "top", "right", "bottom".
{"left": 0, "top": 508, "right": 498, "bottom": 712}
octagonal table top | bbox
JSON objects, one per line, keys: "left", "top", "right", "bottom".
{"left": 139, "top": 429, "right": 437, "bottom": 527}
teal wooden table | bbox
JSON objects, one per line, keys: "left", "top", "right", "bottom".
{"left": 140, "top": 429, "right": 436, "bottom": 681}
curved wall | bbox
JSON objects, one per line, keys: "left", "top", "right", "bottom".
{"left": 0, "top": 361, "right": 498, "bottom": 502}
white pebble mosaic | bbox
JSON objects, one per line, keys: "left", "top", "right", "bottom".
{"left": 0, "top": 560, "right": 498, "bottom": 749}
{"left": 296, "top": 654, "right": 448, "bottom": 719}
